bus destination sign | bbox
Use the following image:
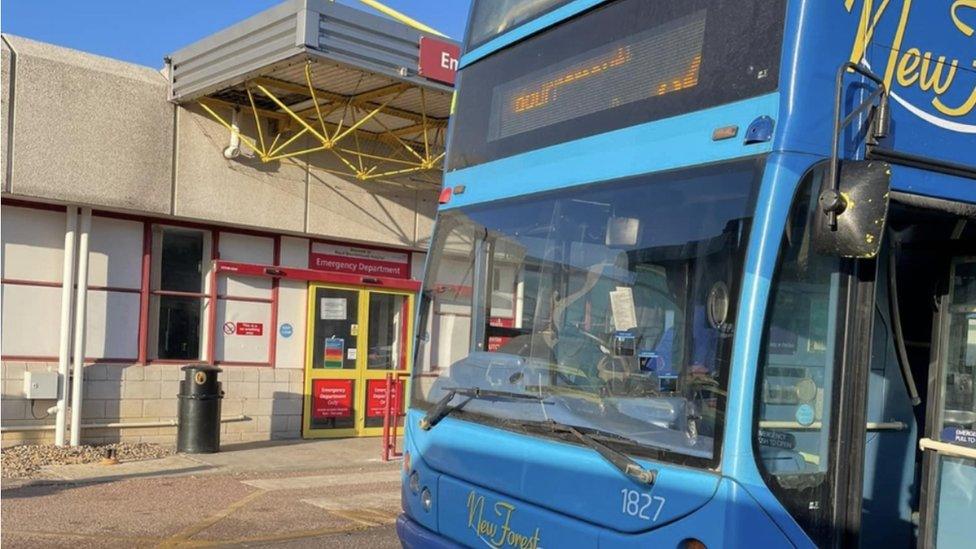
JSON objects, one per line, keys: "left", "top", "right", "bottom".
{"left": 489, "top": 10, "right": 707, "bottom": 141}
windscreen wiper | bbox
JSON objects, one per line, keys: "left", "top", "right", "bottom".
{"left": 419, "top": 387, "right": 549, "bottom": 431}
{"left": 543, "top": 419, "right": 657, "bottom": 486}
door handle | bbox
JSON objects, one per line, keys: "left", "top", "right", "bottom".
{"left": 919, "top": 437, "right": 976, "bottom": 460}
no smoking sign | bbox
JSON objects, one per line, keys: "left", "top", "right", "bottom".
{"left": 223, "top": 321, "right": 264, "bottom": 336}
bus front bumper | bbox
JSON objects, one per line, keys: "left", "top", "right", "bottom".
{"left": 396, "top": 513, "right": 460, "bottom": 549}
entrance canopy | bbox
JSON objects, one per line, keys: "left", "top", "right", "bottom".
{"left": 167, "top": 0, "right": 457, "bottom": 184}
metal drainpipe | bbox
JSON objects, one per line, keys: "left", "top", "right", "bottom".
{"left": 54, "top": 207, "right": 78, "bottom": 446}
{"left": 69, "top": 207, "right": 92, "bottom": 446}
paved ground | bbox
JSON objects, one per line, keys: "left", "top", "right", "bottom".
{"left": 1, "top": 439, "right": 404, "bottom": 548}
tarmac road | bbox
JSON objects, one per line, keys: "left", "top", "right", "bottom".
{"left": 1, "top": 451, "right": 404, "bottom": 548}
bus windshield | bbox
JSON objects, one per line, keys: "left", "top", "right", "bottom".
{"left": 413, "top": 158, "right": 763, "bottom": 465}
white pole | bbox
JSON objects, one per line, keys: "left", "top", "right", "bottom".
{"left": 69, "top": 207, "right": 92, "bottom": 446}
{"left": 54, "top": 207, "right": 78, "bottom": 446}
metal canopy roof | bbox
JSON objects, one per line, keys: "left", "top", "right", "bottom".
{"left": 166, "top": 0, "right": 456, "bottom": 184}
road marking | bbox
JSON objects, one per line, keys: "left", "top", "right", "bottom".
{"left": 206, "top": 523, "right": 373, "bottom": 546}
{"left": 355, "top": 507, "right": 400, "bottom": 524}
{"left": 301, "top": 490, "right": 400, "bottom": 511}
{"left": 329, "top": 510, "right": 384, "bottom": 527}
{"left": 158, "top": 489, "right": 265, "bottom": 547}
{"left": 242, "top": 469, "right": 401, "bottom": 491}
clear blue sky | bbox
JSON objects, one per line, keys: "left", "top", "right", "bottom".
{"left": 1, "top": 1, "right": 472, "bottom": 68}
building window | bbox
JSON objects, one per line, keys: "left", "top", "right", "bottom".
{"left": 150, "top": 227, "right": 211, "bottom": 360}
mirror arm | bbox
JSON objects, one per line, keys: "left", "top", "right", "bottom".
{"left": 824, "top": 62, "right": 889, "bottom": 231}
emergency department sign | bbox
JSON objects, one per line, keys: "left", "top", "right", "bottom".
{"left": 418, "top": 36, "right": 460, "bottom": 85}
{"left": 309, "top": 242, "right": 410, "bottom": 279}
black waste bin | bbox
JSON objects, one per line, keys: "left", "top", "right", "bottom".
{"left": 176, "top": 365, "right": 223, "bottom": 453}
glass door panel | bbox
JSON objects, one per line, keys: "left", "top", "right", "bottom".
{"left": 921, "top": 258, "right": 976, "bottom": 548}
{"left": 311, "top": 288, "right": 360, "bottom": 370}
{"left": 305, "top": 286, "right": 362, "bottom": 435}
{"left": 367, "top": 292, "right": 409, "bottom": 371}
{"left": 363, "top": 291, "right": 411, "bottom": 430}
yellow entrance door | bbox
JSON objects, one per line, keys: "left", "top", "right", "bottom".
{"left": 303, "top": 284, "right": 412, "bottom": 438}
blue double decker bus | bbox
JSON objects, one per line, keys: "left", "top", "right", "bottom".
{"left": 399, "top": 1, "right": 976, "bottom": 547}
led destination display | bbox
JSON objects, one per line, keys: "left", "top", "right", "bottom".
{"left": 447, "top": 0, "right": 786, "bottom": 171}
{"left": 489, "top": 11, "right": 706, "bottom": 141}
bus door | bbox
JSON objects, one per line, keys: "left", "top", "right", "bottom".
{"left": 919, "top": 257, "right": 976, "bottom": 548}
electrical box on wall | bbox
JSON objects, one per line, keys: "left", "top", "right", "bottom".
{"left": 23, "top": 372, "right": 59, "bottom": 399}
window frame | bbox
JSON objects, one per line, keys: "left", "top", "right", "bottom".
{"left": 463, "top": 0, "right": 577, "bottom": 52}
{"left": 0, "top": 198, "right": 293, "bottom": 368}
{"left": 412, "top": 157, "right": 767, "bottom": 470}
{"left": 750, "top": 162, "right": 877, "bottom": 547}
{"left": 147, "top": 225, "right": 213, "bottom": 363}
{"left": 1, "top": 198, "right": 421, "bottom": 369}
{"left": 0, "top": 202, "right": 144, "bottom": 363}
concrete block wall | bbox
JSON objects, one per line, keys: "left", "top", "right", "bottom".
{"left": 1, "top": 362, "right": 305, "bottom": 447}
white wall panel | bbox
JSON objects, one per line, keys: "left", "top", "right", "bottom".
{"left": 218, "top": 232, "right": 274, "bottom": 298}
{"left": 218, "top": 274, "right": 272, "bottom": 299}
{"left": 1, "top": 284, "right": 62, "bottom": 356}
{"left": 1, "top": 206, "right": 66, "bottom": 283}
{"left": 280, "top": 236, "right": 309, "bottom": 268}
{"left": 215, "top": 299, "right": 271, "bottom": 363}
{"left": 88, "top": 216, "right": 143, "bottom": 289}
{"left": 219, "top": 232, "right": 273, "bottom": 264}
{"left": 85, "top": 289, "right": 139, "bottom": 359}
{"left": 275, "top": 280, "right": 307, "bottom": 369}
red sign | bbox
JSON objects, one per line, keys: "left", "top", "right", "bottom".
{"left": 235, "top": 322, "right": 263, "bottom": 336}
{"left": 488, "top": 317, "right": 514, "bottom": 352}
{"left": 309, "top": 242, "right": 410, "bottom": 279}
{"left": 418, "top": 36, "right": 460, "bottom": 86}
{"left": 366, "top": 379, "right": 404, "bottom": 418}
{"left": 312, "top": 379, "right": 354, "bottom": 419}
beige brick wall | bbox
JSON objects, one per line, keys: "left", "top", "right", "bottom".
{"left": 0, "top": 362, "right": 305, "bottom": 447}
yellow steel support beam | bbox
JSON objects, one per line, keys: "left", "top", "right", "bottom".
{"left": 332, "top": 91, "right": 405, "bottom": 147}
{"left": 356, "top": 0, "right": 448, "bottom": 37}
{"left": 199, "top": 96, "right": 288, "bottom": 121}
{"left": 245, "top": 87, "right": 267, "bottom": 153}
{"left": 255, "top": 83, "right": 332, "bottom": 146}
{"left": 254, "top": 76, "right": 447, "bottom": 127}
{"left": 196, "top": 60, "right": 446, "bottom": 181}
{"left": 304, "top": 63, "right": 330, "bottom": 142}
{"left": 268, "top": 127, "right": 309, "bottom": 158}
{"left": 197, "top": 100, "right": 266, "bottom": 159}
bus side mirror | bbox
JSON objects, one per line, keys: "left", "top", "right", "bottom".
{"left": 813, "top": 160, "right": 891, "bottom": 258}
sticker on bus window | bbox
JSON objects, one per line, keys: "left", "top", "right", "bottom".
{"left": 324, "top": 338, "right": 344, "bottom": 368}
{"left": 758, "top": 429, "right": 797, "bottom": 450}
{"left": 610, "top": 287, "right": 637, "bottom": 331}
{"left": 941, "top": 427, "right": 976, "bottom": 448}
{"left": 795, "top": 404, "right": 815, "bottom": 426}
